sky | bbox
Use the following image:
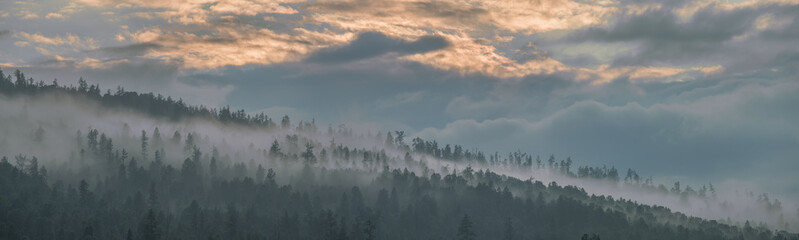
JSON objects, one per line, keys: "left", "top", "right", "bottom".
{"left": 0, "top": 0, "right": 798, "bottom": 200}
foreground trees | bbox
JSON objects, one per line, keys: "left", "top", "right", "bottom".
{"left": 1, "top": 155, "right": 796, "bottom": 240}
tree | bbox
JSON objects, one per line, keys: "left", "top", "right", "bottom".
{"left": 27, "top": 156, "right": 39, "bottom": 176}
{"left": 78, "top": 77, "right": 88, "bottom": 92}
{"left": 351, "top": 187, "right": 364, "bottom": 214}
{"left": 256, "top": 164, "right": 266, "bottom": 184}
{"left": 453, "top": 145, "right": 463, "bottom": 161}
{"left": 226, "top": 203, "right": 238, "bottom": 238}
{"left": 672, "top": 181, "right": 681, "bottom": 194}
{"left": 149, "top": 183, "right": 158, "bottom": 209}
{"left": 389, "top": 188, "right": 399, "bottom": 213}
{"left": 152, "top": 127, "right": 162, "bottom": 148}
{"left": 607, "top": 167, "right": 619, "bottom": 182}
{"left": 302, "top": 142, "right": 316, "bottom": 164}
{"left": 81, "top": 225, "right": 95, "bottom": 240}
{"left": 14, "top": 154, "right": 26, "bottom": 169}
{"left": 87, "top": 129, "right": 99, "bottom": 151}
{"left": 565, "top": 157, "right": 573, "bottom": 174}
{"left": 503, "top": 218, "right": 514, "bottom": 240}
{"left": 457, "top": 214, "right": 475, "bottom": 240}
{"left": 376, "top": 188, "right": 389, "bottom": 213}
{"left": 14, "top": 69, "right": 26, "bottom": 87}
{"left": 33, "top": 126, "right": 45, "bottom": 143}
{"left": 266, "top": 168, "right": 276, "bottom": 186}
{"left": 581, "top": 234, "right": 601, "bottom": 240}
{"left": 363, "top": 218, "right": 376, "bottom": 240}
{"left": 385, "top": 132, "right": 394, "bottom": 147}
{"left": 394, "top": 131, "right": 405, "bottom": 147}
{"left": 269, "top": 140, "right": 282, "bottom": 158}
{"left": 138, "top": 209, "right": 161, "bottom": 240}
{"left": 184, "top": 133, "right": 195, "bottom": 154}
{"left": 141, "top": 130, "right": 149, "bottom": 161}
{"left": 79, "top": 179, "right": 92, "bottom": 205}
{"left": 281, "top": 115, "right": 290, "bottom": 129}
{"left": 172, "top": 131, "right": 181, "bottom": 145}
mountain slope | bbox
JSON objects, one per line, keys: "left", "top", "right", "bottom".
{"left": 0, "top": 70, "right": 796, "bottom": 240}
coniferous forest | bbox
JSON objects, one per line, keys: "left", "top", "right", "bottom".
{"left": 1, "top": 69, "right": 797, "bottom": 240}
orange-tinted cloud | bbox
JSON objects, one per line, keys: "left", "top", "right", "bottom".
{"left": 7, "top": 0, "right": 768, "bottom": 85}
{"left": 127, "top": 25, "right": 354, "bottom": 69}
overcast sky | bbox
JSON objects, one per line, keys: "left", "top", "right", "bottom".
{"left": 1, "top": 0, "right": 797, "bottom": 200}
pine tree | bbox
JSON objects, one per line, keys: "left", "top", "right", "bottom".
{"left": 364, "top": 218, "right": 376, "bottom": 240}
{"left": 138, "top": 209, "right": 161, "bottom": 240}
{"left": 457, "top": 214, "right": 475, "bottom": 240}
{"left": 141, "top": 130, "right": 149, "bottom": 161}
{"left": 503, "top": 218, "right": 514, "bottom": 240}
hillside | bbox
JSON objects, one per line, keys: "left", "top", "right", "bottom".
{"left": 0, "top": 70, "right": 797, "bottom": 240}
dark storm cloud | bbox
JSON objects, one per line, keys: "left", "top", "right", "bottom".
{"left": 305, "top": 32, "right": 450, "bottom": 63}
{"left": 0, "top": 30, "right": 10, "bottom": 38}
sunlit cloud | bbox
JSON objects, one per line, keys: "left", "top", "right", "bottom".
{"left": 16, "top": 32, "right": 95, "bottom": 47}
{"left": 45, "top": 13, "right": 68, "bottom": 19}
{"left": 126, "top": 26, "right": 354, "bottom": 69}
{"left": 19, "top": 10, "right": 40, "bottom": 19}
{"left": 402, "top": 33, "right": 568, "bottom": 78}
{"left": 2, "top": 0, "right": 799, "bottom": 84}
{"left": 76, "top": 0, "right": 303, "bottom": 24}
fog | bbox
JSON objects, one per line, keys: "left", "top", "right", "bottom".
{"left": 1, "top": 90, "right": 796, "bottom": 233}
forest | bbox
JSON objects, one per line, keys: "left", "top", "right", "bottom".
{"left": 0, "top": 69, "right": 797, "bottom": 240}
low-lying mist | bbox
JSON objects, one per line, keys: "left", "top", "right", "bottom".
{"left": 1, "top": 89, "right": 796, "bottom": 233}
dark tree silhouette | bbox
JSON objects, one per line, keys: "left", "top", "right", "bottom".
{"left": 457, "top": 214, "right": 476, "bottom": 240}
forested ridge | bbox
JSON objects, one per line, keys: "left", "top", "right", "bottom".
{"left": 0, "top": 69, "right": 797, "bottom": 240}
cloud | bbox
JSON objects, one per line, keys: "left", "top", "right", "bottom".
{"left": 564, "top": 0, "right": 799, "bottom": 69}
{"left": 124, "top": 26, "right": 354, "bottom": 69}
{"left": 305, "top": 32, "right": 449, "bottom": 63}
{"left": 98, "top": 43, "right": 161, "bottom": 57}
{"left": 76, "top": 0, "right": 303, "bottom": 24}
{"left": 35, "top": 55, "right": 129, "bottom": 69}
{"left": 375, "top": 91, "right": 425, "bottom": 109}
{"left": 573, "top": 7, "right": 753, "bottom": 43}
{"left": 0, "top": 62, "right": 27, "bottom": 68}
{"left": 403, "top": 34, "right": 571, "bottom": 78}
{"left": 3, "top": 0, "right": 746, "bottom": 83}
{"left": 14, "top": 58, "right": 235, "bottom": 107}
{"left": 417, "top": 78, "right": 799, "bottom": 191}
{"left": 297, "top": 0, "right": 620, "bottom": 78}
{"left": 15, "top": 32, "right": 98, "bottom": 49}
{"left": 45, "top": 12, "right": 68, "bottom": 19}
{"left": 44, "top": 1, "right": 85, "bottom": 20}
{"left": 304, "top": 0, "right": 616, "bottom": 34}
{"left": 0, "top": 30, "right": 9, "bottom": 38}
{"left": 19, "top": 10, "right": 39, "bottom": 19}
{"left": 209, "top": 0, "right": 301, "bottom": 15}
